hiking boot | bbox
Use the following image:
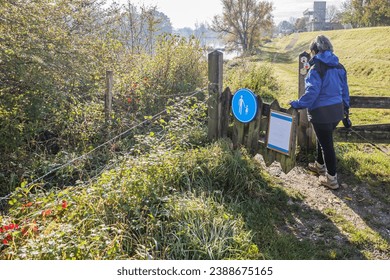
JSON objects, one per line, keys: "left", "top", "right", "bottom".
{"left": 308, "top": 161, "right": 326, "bottom": 175}
{"left": 320, "top": 173, "right": 339, "bottom": 190}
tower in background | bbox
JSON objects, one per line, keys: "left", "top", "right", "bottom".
{"left": 303, "top": 1, "right": 327, "bottom": 32}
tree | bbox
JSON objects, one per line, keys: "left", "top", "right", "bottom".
{"left": 326, "top": 5, "right": 341, "bottom": 23}
{"left": 211, "top": 0, "right": 273, "bottom": 54}
{"left": 116, "top": 1, "right": 172, "bottom": 54}
{"left": 277, "top": 20, "right": 294, "bottom": 34}
{"left": 362, "top": 0, "right": 390, "bottom": 26}
{"left": 341, "top": 0, "right": 390, "bottom": 27}
{"left": 295, "top": 17, "right": 307, "bottom": 31}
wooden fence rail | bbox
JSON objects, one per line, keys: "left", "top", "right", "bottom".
{"left": 335, "top": 95, "right": 390, "bottom": 143}
{"left": 349, "top": 96, "right": 390, "bottom": 109}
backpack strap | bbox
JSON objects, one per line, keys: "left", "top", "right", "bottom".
{"left": 311, "top": 60, "right": 329, "bottom": 78}
{"left": 312, "top": 60, "right": 345, "bottom": 78}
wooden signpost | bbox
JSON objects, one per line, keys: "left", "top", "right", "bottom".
{"left": 297, "top": 51, "right": 316, "bottom": 153}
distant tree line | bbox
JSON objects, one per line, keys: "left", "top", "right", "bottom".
{"left": 276, "top": 0, "right": 389, "bottom": 34}
{"left": 341, "top": 0, "right": 390, "bottom": 28}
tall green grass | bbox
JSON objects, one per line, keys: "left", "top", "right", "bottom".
{"left": 3, "top": 139, "right": 388, "bottom": 259}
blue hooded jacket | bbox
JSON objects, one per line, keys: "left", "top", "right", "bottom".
{"left": 290, "top": 50, "right": 350, "bottom": 123}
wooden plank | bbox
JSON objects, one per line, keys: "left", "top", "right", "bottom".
{"left": 208, "top": 83, "right": 219, "bottom": 140}
{"left": 261, "top": 146, "right": 274, "bottom": 167}
{"left": 297, "top": 51, "right": 316, "bottom": 153}
{"left": 282, "top": 108, "right": 299, "bottom": 173}
{"left": 261, "top": 102, "right": 271, "bottom": 117}
{"left": 220, "top": 87, "right": 232, "bottom": 138}
{"left": 246, "top": 121, "right": 256, "bottom": 152}
{"left": 246, "top": 95, "right": 263, "bottom": 155}
{"left": 335, "top": 123, "right": 390, "bottom": 143}
{"left": 208, "top": 50, "right": 223, "bottom": 93}
{"left": 262, "top": 100, "right": 281, "bottom": 166}
{"left": 233, "top": 119, "right": 245, "bottom": 149}
{"left": 350, "top": 96, "right": 390, "bottom": 109}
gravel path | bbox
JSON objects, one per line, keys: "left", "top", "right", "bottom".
{"left": 255, "top": 154, "right": 390, "bottom": 259}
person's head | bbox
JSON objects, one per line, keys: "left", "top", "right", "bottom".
{"left": 309, "top": 35, "right": 333, "bottom": 56}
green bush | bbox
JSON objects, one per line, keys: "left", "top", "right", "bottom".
{"left": 0, "top": 1, "right": 207, "bottom": 196}
{"left": 224, "top": 62, "right": 281, "bottom": 101}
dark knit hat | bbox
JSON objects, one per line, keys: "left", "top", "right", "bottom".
{"left": 309, "top": 35, "right": 334, "bottom": 54}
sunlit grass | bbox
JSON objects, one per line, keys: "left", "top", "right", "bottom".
{"left": 324, "top": 208, "right": 389, "bottom": 258}
{"left": 336, "top": 142, "right": 390, "bottom": 203}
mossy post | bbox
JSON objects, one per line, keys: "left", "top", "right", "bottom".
{"left": 298, "top": 52, "right": 316, "bottom": 153}
{"left": 105, "top": 70, "right": 113, "bottom": 126}
{"left": 246, "top": 95, "right": 263, "bottom": 155}
{"left": 220, "top": 87, "right": 232, "bottom": 138}
{"left": 208, "top": 50, "right": 223, "bottom": 141}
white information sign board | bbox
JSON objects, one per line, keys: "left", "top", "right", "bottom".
{"left": 267, "top": 110, "right": 294, "bottom": 155}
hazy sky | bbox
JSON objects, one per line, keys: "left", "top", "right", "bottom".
{"left": 112, "top": 0, "right": 343, "bottom": 28}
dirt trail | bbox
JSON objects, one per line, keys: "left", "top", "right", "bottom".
{"left": 272, "top": 33, "right": 299, "bottom": 63}
{"left": 284, "top": 33, "right": 299, "bottom": 51}
{"left": 255, "top": 154, "right": 390, "bottom": 259}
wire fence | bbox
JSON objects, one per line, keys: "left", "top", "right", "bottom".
{"left": 0, "top": 88, "right": 207, "bottom": 204}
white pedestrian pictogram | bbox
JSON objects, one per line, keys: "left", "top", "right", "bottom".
{"left": 238, "top": 95, "right": 245, "bottom": 115}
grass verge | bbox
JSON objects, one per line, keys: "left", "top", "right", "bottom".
{"left": 2, "top": 140, "right": 388, "bottom": 259}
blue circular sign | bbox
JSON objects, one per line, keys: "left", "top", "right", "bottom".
{"left": 232, "top": 88, "right": 258, "bottom": 123}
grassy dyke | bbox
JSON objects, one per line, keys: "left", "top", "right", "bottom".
{"left": 263, "top": 27, "right": 390, "bottom": 117}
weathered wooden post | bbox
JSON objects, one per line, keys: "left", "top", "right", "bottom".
{"left": 105, "top": 70, "right": 113, "bottom": 125}
{"left": 262, "top": 99, "right": 281, "bottom": 166}
{"left": 246, "top": 95, "right": 263, "bottom": 155}
{"left": 208, "top": 51, "right": 223, "bottom": 140}
{"left": 298, "top": 52, "right": 316, "bottom": 152}
{"left": 282, "top": 107, "right": 299, "bottom": 173}
{"left": 220, "top": 87, "right": 232, "bottom": 138}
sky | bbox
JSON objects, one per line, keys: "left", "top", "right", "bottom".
{"left": 112, "top": 0, "right": 343, "bottom": 28}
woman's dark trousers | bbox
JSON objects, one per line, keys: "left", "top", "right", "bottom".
{"left": 312, "top": 122, "right": 339, "bottom": 176}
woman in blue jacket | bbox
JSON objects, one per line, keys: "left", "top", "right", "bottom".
{"left": 290, "top": 35, "right": 350, "bottom": 190}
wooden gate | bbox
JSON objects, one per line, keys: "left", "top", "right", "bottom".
{"left": 207, "top": 51, "right": 299, "bottom": 173}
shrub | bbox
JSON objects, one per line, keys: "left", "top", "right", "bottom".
{"left": 0, "top": 1, "right": 207, "bottom": 197}
{"left": 224, "top": 62, "right": 280, "bottom": 101}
